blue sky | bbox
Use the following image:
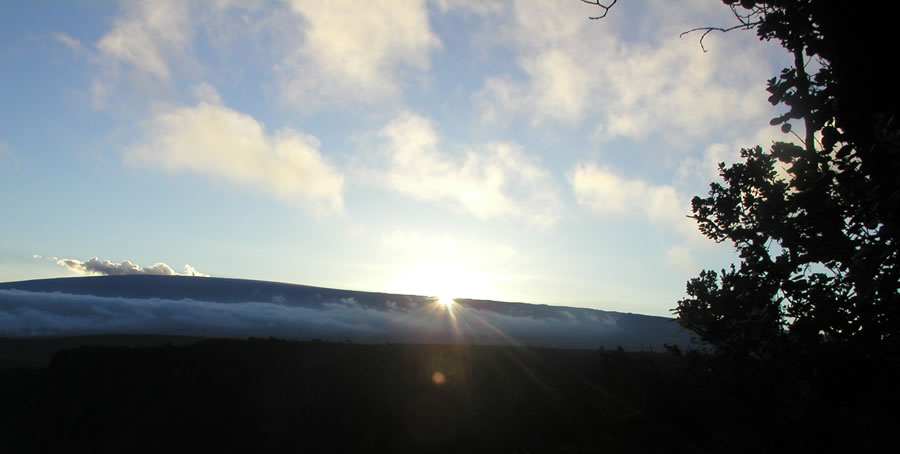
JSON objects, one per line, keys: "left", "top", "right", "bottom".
{"left": 0, "top": 0, "right": 792, "bottom": 316}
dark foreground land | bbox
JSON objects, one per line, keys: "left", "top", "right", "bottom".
{"left": 1, "top": 336, "right": 896, "bottom": 453}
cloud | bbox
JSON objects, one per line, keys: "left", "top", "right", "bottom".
{"left": 0, "top": 289, "right": 690, "bottom": 349}
{"left": 475, "top": 1, "right": 785, "bottom": 147}
{"left": 192, "top": 82, "right": 223, "bottom": 105}
{"left": 96, "top": 0, "right": 192, "bottom": 82}
{"left": 571, "top": 162, "right": 690, "bottom": 229}
{"left": 54, "top": 32, "right": 84, "bottom": 54}
{"left": 378, "top": 113, "right": 561, "bottom": 226}
{"left": 480, "top": 49, "right": 593, "bottom": 126}
{"left": 433, "top": 0, "right": 505, "bottom": 16}
{"left": 278, "top": 0, "right": 441, "bottom": 110}
{"left": 675, "top": 123, "right": 792, "bottom": 193}
{"left": 76, "top": 1, "right": 441, "bottom": 110}
{"left": 80, "top": 1, "right": 262, "bottom": 109}
{"left": 126, "top": 88, "right": 344, "bottom": 214}
{"left": 56, "top": 257, "right": 209, "bottom": 277}
{"left": 571, "top": 163, "right": 723, "bottom": 268}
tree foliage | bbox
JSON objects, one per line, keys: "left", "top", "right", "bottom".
{"left": 672, "top": 1, "right": 900, "bottom": 362}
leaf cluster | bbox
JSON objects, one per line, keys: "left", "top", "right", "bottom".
{"left": 675, "top": 0, "right": 900, "bottom": 363}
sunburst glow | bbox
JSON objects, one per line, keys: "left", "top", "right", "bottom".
{"left": 388, "top": 262, "right": 494, "bottom": 304}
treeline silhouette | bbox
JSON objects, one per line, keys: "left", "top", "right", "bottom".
{"left": 3, "top": 337, "right": 895, "bottom": 453}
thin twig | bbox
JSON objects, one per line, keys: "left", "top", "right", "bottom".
{"left": 679, "top": 22, "right": 761, "bottom": 52}
{"left": 581, "top": 0, "right": 617, "bottom": 20}
{"left": 681, "top": 5, "right": 766, "bottom": 52}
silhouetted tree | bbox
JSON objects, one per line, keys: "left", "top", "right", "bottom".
{"left": 586, "top": 0, "right": 900, "bottom": 362}
{"left": 668, "top": 1, "right": 900, "bottom": 364}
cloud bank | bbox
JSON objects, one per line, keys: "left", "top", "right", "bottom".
{"left": 0, "top": 287, "right": 687, "bottom": 350}
{"left": 56, "top": 257, "right": 209, "bottom": 277}
{"left": 0, "top": 290, "right": 608, "bottom": 346}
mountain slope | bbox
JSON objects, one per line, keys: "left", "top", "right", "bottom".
{"left": 0, "top": 275, "right": 690, "bottom": 349}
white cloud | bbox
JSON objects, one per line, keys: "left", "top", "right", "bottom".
{"left": 183, "top": 264, "right": 206, "bottom": 277}
{"left": 480, "top": 49, "right": 592, "bottom": 125}
{"left": 279, "top": 0, "right": 441, "bottom": 109}
{"left": 192, "top": 82, "right": 223, "bottom": 105}
{"left": 378, "top": 113, "right": 561, "bottom": 226}
{"left": 80, "top": 1, "right": 263, "bottom": 109}
{"left": 476, "top": 1, "right": 785, "bottom": 147}
{"left": 570, "top": 162, "right": 692, "bottom": 233}
{"left": 57, "top": 257, "right": 209, "bottom": 277}
{"left": 96, "top": 0, "right": 192, "bottom": 82}
{"left": 126, "top": 87, "right": 344, "bottom": 214}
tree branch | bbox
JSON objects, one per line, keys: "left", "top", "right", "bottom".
{"left": 791, "top": 45, "right": 816, "bottom": 155}
{"left": 581, "top": 0, "right": 617, "bottom": 20}
{"left": 680, "top": 4, "right": 766, "bottom": 52}
{"left": 679, "top": 22, "right": 761, "bottom": 52}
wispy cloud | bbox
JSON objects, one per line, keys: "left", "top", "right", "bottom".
{"left": 570, "top": 162, "right": 690, "bottom": 231}
{"left": 53, "top": 32, "right": 84, "bottom": 55}
{"left": 96, "top": 0, "right": 191, "bottom": 82}
{"left": 126, "top": 85, "right": 344, "bottom": 214}
{"left": 56, "top": 257, "right": 209, "bottom": 277}
{"left": 378, "top": 113, "right": 561, "bottom": 226}
{"left": 570, "top": 162, "right": 721, "bottom": 275}
{"left": 75, "top": 1, "right": 261, "bottom": 109}
{"left": 675, "top": 124, "right": 790, "bottom": 193}
{"left": 475, "top": 1, "right": 783, "bottom": 148}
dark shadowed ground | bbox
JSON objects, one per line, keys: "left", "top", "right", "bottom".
{"left": 1, "top": 336, "right": 896, "bottom": 453}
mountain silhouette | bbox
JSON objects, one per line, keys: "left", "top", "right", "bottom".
{"left": 0, "top": 275, "right": 690, "bottom": 350}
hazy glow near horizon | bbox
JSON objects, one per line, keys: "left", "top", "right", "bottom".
{"left": 392, "top": 262, "right": 492, "bottom": 304}
{"left": 0, "top": 1, "right": 792, "bottom": 316}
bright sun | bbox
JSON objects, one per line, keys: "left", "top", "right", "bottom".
{"left": 389, "top": 262, "right": 493, "bottom": 305}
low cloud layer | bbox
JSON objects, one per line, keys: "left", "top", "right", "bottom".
{"left": 0, "top": 288, "right": 687, "bottom": 350}
{"left": 56, "top": 257, "right": 209, "bottom": 277}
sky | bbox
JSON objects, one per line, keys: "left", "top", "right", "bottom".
{"left": 0, "top": 0, "right": 792, "bottom": 317}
